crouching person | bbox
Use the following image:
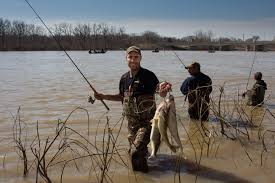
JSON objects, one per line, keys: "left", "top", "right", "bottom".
{"left": 242, "top": 72, "right": 267, "bottom": 106}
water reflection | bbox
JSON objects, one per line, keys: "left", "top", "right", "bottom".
{"left": 148, "top": 154, "right": 252, "bottom": 183}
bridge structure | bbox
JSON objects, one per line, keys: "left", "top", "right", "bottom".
{"left": 170, "top": 41, "right": 275, "bottom": 51}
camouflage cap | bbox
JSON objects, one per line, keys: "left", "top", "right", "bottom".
{"left": 186, "top": 61, "right": 200, "bottom": 70}
{"left": 126, "top": 46, "right": 141, "bottom": 55}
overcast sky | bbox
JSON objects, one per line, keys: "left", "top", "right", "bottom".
{"left": 1, "top": 0, "right": 275, "bottom": 39}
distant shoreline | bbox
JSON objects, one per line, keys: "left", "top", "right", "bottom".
{"left": 1, "top": 17, "right": 275, "bottom": 52}
{"left": 1, "top": 45, "right": 275, "bottom": 52}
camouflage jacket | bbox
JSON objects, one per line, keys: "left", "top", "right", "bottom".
{"left": 246, "top": 80, "right": 267, "bottom": 106}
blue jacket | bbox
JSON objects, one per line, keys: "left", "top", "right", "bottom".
{"left": 180, "top": 72, "right": 212, "bottom": 96}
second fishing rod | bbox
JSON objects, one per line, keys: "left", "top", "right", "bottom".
{"left": 172, "top": 50, "right": 188, "bottom": 69}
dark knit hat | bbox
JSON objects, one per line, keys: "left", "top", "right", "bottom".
{"left": 186, "top": 61, "right": 200, "bottom": 70}
{"left": 254, "top": 72, "right": 262, "bottom": 80}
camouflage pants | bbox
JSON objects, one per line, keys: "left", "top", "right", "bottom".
{"left": 122, "top": 96, "right": 156, "bottom": 157}
{"left": 127, "top": 117, "right": 151, "bottom": 156}
{"left": 246, "top": 90, "right": 263, "bottom": 106}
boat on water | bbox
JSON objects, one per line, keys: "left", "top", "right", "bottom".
{"left": 152, "top": 48, "right": 159, "bottom": 53}
{"left": 88, "top": 49, "right": 107, "bottom": 54}
{"left": 208, "top": 46, "right": 216, "bottom": 53}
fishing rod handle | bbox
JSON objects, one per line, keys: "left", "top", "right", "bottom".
{"left": 93, "top": 90, "right": 110, "bottom": 111}
{"left": 101, "top": 99, "right": 110, "bottom": 111}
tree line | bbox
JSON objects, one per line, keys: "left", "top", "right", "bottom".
{"left": 0, "top": 17, "right": 272, "bottom": 51}
{"left": 0, "top": 17, "right": 178, "bottom": 51}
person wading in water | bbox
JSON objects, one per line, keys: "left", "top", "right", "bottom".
{"left": 91, "top": 46, "right": 171, "bottom": 172}
{"left": 180, "top": 62, "right": 212, "bottom": 121}
{"left": 242, "top": 72, "right": 267, "bottom": 106}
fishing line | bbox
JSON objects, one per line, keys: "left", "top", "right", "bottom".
{"left": 23, "top": 0, "right": 109, "bottom": 111}
{"left": 172, "top": 51, "right": 188, "bottom": 69}
{"left": 245, "top": 50, "right": 257, "bottom": 90}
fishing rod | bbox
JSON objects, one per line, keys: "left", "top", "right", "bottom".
{"left": 172, "top": 50, "right": 188, "bottom": 69}
{"left": 171, "top": 50, "right": 189, "bottom": 101}
{"left": 23, "top": 0, "right": 110, "bottom": 111}
{"left": 245, "top": 43, "right": 257, "bottom": 91}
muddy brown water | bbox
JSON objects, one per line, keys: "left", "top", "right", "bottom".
{"left": 0, "top": 51, "right": 275, "bottom": 183}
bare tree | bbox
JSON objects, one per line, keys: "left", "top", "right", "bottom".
{"left": 53, "top": 23, "right": 74, "bottom": 49}
{"left": 0, "top": 18, "right": 10, "bottom": 49}
{"left": 107, "top": 25, "right": 116, "bottom": 48}
{"left": 73, "top": 23, "right": 91, "bottom": 49}
{"left": 12, "top": 20, "right": 27, "bottom": 49}
{"left": 245, "top": 36, "right": 260, "bottom": 43}
{"left": 91, "top": 23, "right": 102, "bottom": 49}
{"left": 100, "top": 23, "right": 109, "bottom": 49}
{"left": 142, "top": 30, "right": 160, "bottom": 43}
{"left": 194, "top": 30, "right": 214, "bottom": 42}
{"left": 252, "top": 35, "right": 260, "bottom": 42}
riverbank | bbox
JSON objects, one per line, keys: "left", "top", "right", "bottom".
{"left": 1, "top": 41, "right": 275, "bottom": 52}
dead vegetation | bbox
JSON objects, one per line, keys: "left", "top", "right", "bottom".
{"left": 9, "top": 107, "right": 128, "bottom": 183}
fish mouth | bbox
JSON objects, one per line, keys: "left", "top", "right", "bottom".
{"left": 168, "top": 94, "right": 174, "bottom": 101}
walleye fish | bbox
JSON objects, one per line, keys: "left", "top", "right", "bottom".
{"left": 149, "top": 95, "right": 183, "bottom": 159}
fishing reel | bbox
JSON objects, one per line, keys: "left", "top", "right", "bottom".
{"left": 88, "top": 95, "right": 95, "bottom": 104}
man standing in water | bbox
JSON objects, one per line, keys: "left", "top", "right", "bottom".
{"left": 242, "top": 72, "right": 267, "bottom": 106}
{"left": 92, "top": 46, "right": 171, "bottom": 172}
{"left": 180, "top": 62, "right": 212, "bottom": 121}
